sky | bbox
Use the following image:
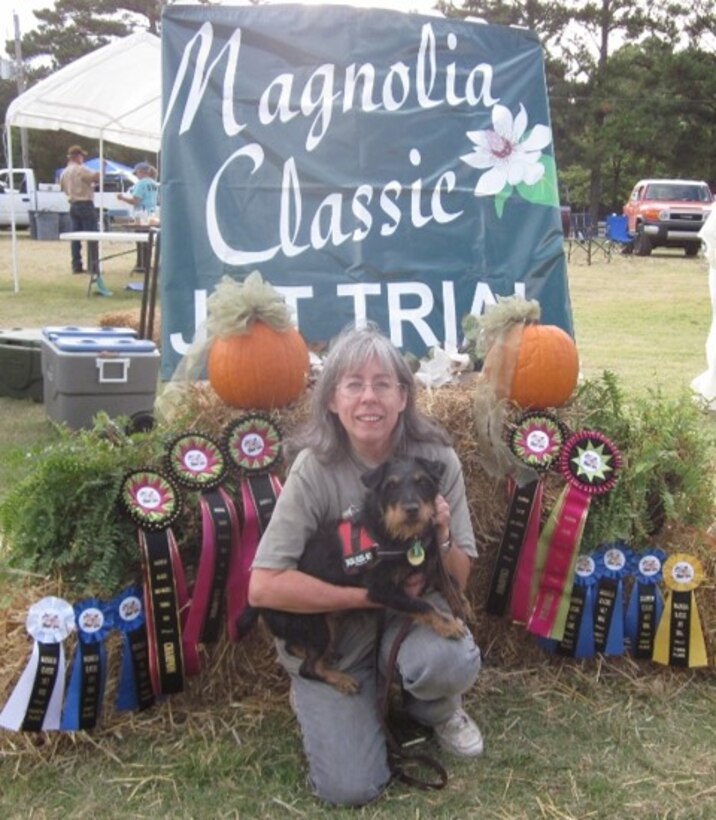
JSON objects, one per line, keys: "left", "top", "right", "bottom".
{"left": 1, "top": 0, "right": 443, "bottom": 47}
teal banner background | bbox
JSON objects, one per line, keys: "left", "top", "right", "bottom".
{"left": 160, "top": 3, "right": 572, "bottom": 377}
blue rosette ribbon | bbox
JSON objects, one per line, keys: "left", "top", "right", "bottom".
{"left": 61, "top": 598, "right": 113, "bottom": 731}
{"left": 554, "top": 552, "right": 600, "bottom": 659}
{"left": 625, "top": 548, "right": 666, "bottom": 659}
{"left": 592, "top": 542, "right": 636, "bottom": 656}
{"left": 112, "top": 586, "right": 155, "bottom": 712}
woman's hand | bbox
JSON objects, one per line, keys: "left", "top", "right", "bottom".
{"left": 433, "top": 493, "right": 451, "bottom": 546}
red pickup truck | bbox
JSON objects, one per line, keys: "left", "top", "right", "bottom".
{"left": 623, "top": 178, "right": 713, "bottom": 257}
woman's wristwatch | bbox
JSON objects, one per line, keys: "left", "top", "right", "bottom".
{"left": 439, "top": 533, "right": 452, "bottom": 555}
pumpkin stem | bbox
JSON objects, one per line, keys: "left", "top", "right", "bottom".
{"left": 462, "top": 294, "right": 540, "bottom": 361}
{"left": 207, "top": 271, "right": 294, "bottom": 338}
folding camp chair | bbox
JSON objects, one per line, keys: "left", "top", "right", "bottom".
{"left": 605, "top": 214, "right": 634, "bottom": 255}
{"left": 567, "top": 212, "right": 599, "bottom": 264}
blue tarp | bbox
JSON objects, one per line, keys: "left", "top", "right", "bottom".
{"left": 54, "top": 158, "right": 136, "bottom": 183}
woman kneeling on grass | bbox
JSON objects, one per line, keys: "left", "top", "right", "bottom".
{"left": 248, "top": 323, "right": 482, "bottom": 806}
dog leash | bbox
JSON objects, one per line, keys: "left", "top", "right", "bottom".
{"left": 377, "top": 616, "right": 449, "bottom": 791}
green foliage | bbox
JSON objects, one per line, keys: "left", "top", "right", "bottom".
{"left": 462, "top": 293, "right": 540, "bottom": 361}
{"left": 516, "top": 155, "right": 560, "bottom": 208}
{"left": 0, "top": 414, "right": 173, "bottom": 596}
{"left": 571, "top": 371, "right": 716, "bottom": 550}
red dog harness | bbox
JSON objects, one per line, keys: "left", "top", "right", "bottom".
{"left": 339, "top": 521, "right": 427, "bottom": 574}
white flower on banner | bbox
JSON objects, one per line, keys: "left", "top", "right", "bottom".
{"left": 461, "top": 103, "right": 552, "bottom": 196}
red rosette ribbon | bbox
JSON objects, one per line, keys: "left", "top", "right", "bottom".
{"left": 222, "top": 414, "right": 284, "bottom": 642}
{"left": 489, "top": 412, "right": 565, "bottom": 621}
{"left": 526, "top": 430, "right": 621, "bottom": 641}
{"left": 119, "top": 469, "right": 191, "bottom": 695}
{"left": 166, "top": 432, "right": 240, "bottom": 667}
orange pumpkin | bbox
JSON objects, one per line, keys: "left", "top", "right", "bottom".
{"left": 508, "top": 323, "right": 579, "bottom": 409}
{"left": 208, "top": 320, "right": 310, "bottom": 410}
{"left": 483, "top": 322, "right": 579, "bottom": 409}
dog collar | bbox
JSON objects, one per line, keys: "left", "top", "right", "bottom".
{"left": 339, "top": 521, "right": 427, "bottom": 573}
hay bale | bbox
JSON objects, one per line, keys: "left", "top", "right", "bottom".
{"left": 155, "top": 380, "right": 716, "bottom": 668}
{"left": 97, "top": 309, "right": 161, "bottom": 345}
{"left": 1, "top": 382, "right": 714, "bottom": 750}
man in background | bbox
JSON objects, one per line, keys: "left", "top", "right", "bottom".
{"left": 60, "top": 145, "right": 100, "bottom": 275}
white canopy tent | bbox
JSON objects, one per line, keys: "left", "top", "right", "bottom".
{"left": 4, "top": 31, "right": 161, "bottom": 291}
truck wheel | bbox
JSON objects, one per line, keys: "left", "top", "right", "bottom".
{"left": 633, "top": 227, "right": 652, "bottom": 256}
{"left": 126, "top": 411, "right": 155, "bottom": 435}
{"left": 685, "top": 244, "right": 700, "bottom": 258}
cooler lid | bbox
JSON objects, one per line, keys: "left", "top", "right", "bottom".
{"left": 49, "top": 335, "right": 157, "bottom": 353}
{"left": 0, "top": 328, "right": 44, "bottom": 346}
{"left": 42, "top": 325, "right": 138, "bottom": 340}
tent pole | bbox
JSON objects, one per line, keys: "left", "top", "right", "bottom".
{"left": 98, "top": 136, "right": 106, "bottom": 230}
{"left": 6, "top": 124, "right": 19, "bottom": 293}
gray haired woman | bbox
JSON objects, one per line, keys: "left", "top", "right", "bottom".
{"left": 249, "top": 323, "right": 482, "bottom": 806}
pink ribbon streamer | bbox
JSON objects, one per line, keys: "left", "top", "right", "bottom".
{"left": 527, "top": 485, "right": 590, "bottom": 640}
{"left": 509, "top": 480, "right": 544, "bottom": 624}
{"left": 227, "top": 475, "right": 282, "bottom": 642}
{"left": 183, "top": 487, "right": 237, "bottom": 661}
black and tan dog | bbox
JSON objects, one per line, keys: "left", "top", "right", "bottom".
{"left": 241, "top": 455, "right": 468, "bottom": 694}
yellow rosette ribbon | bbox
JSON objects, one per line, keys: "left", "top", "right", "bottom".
{"left": 652, "top": 553, "right": 709, "bottom": 668}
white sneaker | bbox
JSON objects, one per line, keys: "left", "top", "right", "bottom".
{"left": 433, "top": 707, "right": 484, "bottom": 758}
{"left": 289, "top": 686, "right": 298, "bottom": 714}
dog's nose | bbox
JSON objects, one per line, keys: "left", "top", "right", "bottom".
{"left": 403, "top": 502, "right": 420, "bottom": 518}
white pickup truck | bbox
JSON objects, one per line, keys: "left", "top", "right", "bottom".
{"left": 0, "top": 168, "right": 132, "bottom": 229}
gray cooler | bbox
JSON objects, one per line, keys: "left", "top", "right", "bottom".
{"left": 41, "top": 327, "right": 159, "bottom": 429}
{"left": 0, "top": 329, "right": 44, "bottom": 401}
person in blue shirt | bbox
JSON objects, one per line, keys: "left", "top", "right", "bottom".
{"left": 119, "top": 162, "right": 158, "bottom": 216}
{"left": 118, "top": 162, "right": 159, "bottom": 272}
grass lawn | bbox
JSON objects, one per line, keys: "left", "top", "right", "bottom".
{"left": 0, "top": 232, "right": 715, "bottom": 819}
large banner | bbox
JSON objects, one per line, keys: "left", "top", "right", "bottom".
{"left": 161, "top": 3, "right": 572, "bottom": 377}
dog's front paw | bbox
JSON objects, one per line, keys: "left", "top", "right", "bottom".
{"left": 428, "top": 612, "right": 468, "bottom": 640}
{"left": 328, "top": 671, "right": 361, "bottom": 695}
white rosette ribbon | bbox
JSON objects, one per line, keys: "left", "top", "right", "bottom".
{"left": 0, "top": 596, "right": 75, "bottom": 731}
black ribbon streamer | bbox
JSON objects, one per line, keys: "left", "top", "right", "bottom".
{"left": 21, "top": 643, "right": 61, "bottom": 732}
{"left": 486, "top": 478, "right": 539, "bottom": 616}
{"left": 142, "top": 529, "right": 185, "bottom": 696}
{"left": 593, "top": 578, "right": 619, "bottom": 654}
{"left": 667, "top": 590, "right": 693, "bottom": 667}
{"left": 198, "top": 489, "right": 235, "bottom": 644}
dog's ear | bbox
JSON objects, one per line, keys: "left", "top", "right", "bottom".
{"left": 416, "top": 457, "right": 446, "bottom": 485}
{"left": 362, "top": 462, "right": 389, "bottom": 491}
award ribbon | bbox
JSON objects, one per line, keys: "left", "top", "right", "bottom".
{"left": 0, "top": 597, "right": 75, "bottom": 732}
{"left": 555, "top": 553, "right": 599, "bottom": 659}
{"left": 527, "top": 431, "right": 621, "bottom": 641}
{"left": 488, "top": 412, "right": 564, "bottom": 620}
{"left": 223, "top": 414, "right": 283, "bottom": 642}
{"left": 625, "top": 548, "right": 666, "bottom": 659}
{"left": 113, "top": 586, "right": 155, "bottom": 712}
{"left": 591, "top": 542, "right": 635, "bottom": 656}
{"left": 653, "top": 554, "right": 708, "bottom": 668}
{"left": 120, "top": 469, "right": 189, "bottom": 696}
{"left": 167, "top": 432, "right": 238, "bottom": 653}
{"left": 61, "top": 598, "right": 112, "bottom": 731}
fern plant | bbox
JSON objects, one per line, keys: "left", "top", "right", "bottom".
{"left": 0, "top": 415, "right": 177, "bottom": 596}
{"left": 569, "top": 372, "right": 716, "bottom": 549}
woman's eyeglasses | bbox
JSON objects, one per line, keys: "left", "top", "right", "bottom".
{"left": 337, "top": 379, "right": 404, "bottom": 398}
